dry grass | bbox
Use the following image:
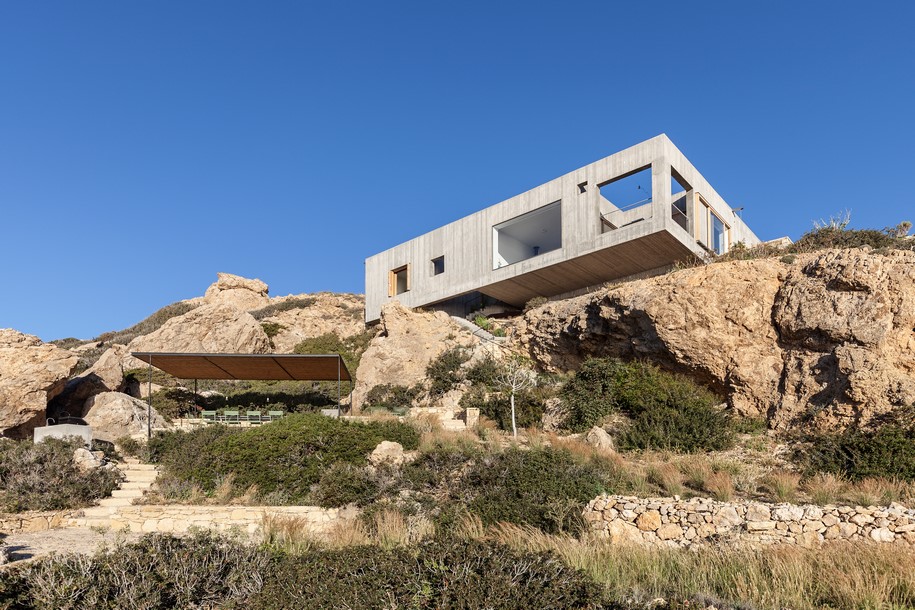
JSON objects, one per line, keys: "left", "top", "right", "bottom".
{"left": 763, "top": 470, "right": 801, "bottom": 503}
{"left": 482, "top": 524, "right": 915, "bottom": 610}
{"left": 647, "top": 462, "right": 685, "bottom": 496}
{"left": 704, "top": 471, "right": 735, "bottom": 501}
{"left": 802, "top": 472, "right": 845, "bottom": 505}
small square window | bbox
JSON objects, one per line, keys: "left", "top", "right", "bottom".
{"left": 388, "top": 265, "right": 410, "bottom": 296}
{"left": 431, "top": 256, "right": 445, "bottom": 276}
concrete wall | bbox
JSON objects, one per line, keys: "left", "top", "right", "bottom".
{"left": 365, "top": 135, "right": 762, "bottom": 323}
{"left": 584, "top": 495, "right": 915, "bottom": 547}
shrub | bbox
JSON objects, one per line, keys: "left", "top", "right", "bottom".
{"left": 0, "top": 438, "right": 122, "bottom": 512}
{"left": 252, "top": 538, "right": 604, "bottom": 609}
{"left": 311, "top": 463, "right": 380, "bottom": 508}
{"left": 145, "top": 387, "right": 199, "bottom": 421}
{"left": 293, "top": 330, "right": 375, "bottom": 374}
{"left": 363, "top": 384, "right": 418, "bottom": 414}
{"left": 804, "top": 424, "right": 915, "bottom": 482}
{"left": 464, "top": 390, "right": 546, "bottom": 431}
{"left": 147, "top": 414, "right": 419, "bottom": 503}
{"left": 0, "top": 531, "right": 267, "bottom": 609}
{"left": 465, "top": 355, "right": 502, "bottom": 387}
{"left": 250, "top": 297, "right": 317, "bottom": 320}
{"left": 93, "top": 301, "right": 198, "bottom": 346}
{"left": 617, "top": 400, "right": 734, "bottom": 453}
{"left": 464, "top": 447, "right": 610, "bottom": 533}
{"left": 426, "top": 347, "right": 470, "bottom": 396}
{"left": 561, "top": 359, "right": 731, "bottom": 454}
{"left": 523, "top": 296, "right": 548, "bottom": 312}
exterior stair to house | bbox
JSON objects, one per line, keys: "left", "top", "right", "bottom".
{"left": 69, "top": 458, "right": 159, "bottom": 529}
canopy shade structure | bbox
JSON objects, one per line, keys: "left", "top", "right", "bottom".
{"left": 131, "top": 352, "right": 352, "bottom": 382}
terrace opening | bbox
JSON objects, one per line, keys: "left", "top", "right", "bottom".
{"left": 598, "top": 166, "right": 653, "bottom": 232}
{"left": 671, "top": 169, "right": 692, "bottom": 232}
{"left": 492, "top": 201, "right": 562, "bottom": 269}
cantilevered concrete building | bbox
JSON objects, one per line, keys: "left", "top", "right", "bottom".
{"left": 365, "top": 135, "right": 760, "bottom": 324}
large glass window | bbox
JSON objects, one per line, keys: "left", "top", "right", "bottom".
{"left": 492, "top": 201, "right": 562, "bottom": 269}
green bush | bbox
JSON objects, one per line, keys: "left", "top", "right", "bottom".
{"left": 618, "top": 401, "right": 735, "bottom": 453}
{"left": 252, "top": 538, "right": 605, "bottom": 609}
{"left": 426, "top": 347, "right": 470, "bottom": 396}
{"left": 250, "top": 297, "right": 317, "bottom": 320}
{"left": 461, "top": 388, "right": 545, "bottom": 431}
{"left": 147, "top": 413, "right": 419, "bottom": 503}
{"left": 311, "top": 462, "right": 380, "bottom": 507}
{"left": 464, "top": 447, "right": 611, "bottom": 533}
{"left": 804, "top": 424, "right": 915, "bottom": 482}
{"left": 560, "top": 358, "right": 733, "bottom": 452}
{"left": 363, "top": 384, "right": 418, "bottom": 414}
{"left": 0, "top": 531, "right": 266, "bottom": 610}
{"left": 293, "top": 330, "right": 375, "bottom": 374}
{"left": 0, "top": 438, "right": 122, "bottom": 512}
{"left": 465, "top": 355, "right": 502, "bottom": 387}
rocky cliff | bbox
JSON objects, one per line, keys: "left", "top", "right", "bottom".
{"left": 519, "top": 248, "right": 915, "bottom": 430}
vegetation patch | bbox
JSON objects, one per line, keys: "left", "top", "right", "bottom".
{"left": 0, "top": 438, "right": 121, "bottom": 512}
{"left": 425, "top": 347, "right": 470, "bottom": 397}
{"left": 250, "top": 296, "right": 317, "bottom": 320}
{"left": 293, "top": 330, "right": 375, "bottom": 375}
{"left": 147, "top": 413, "right": 419, "bottom": 503}
{"left": 93, "top": 301, "right": 198, "bottom": 346}
{"left": 803, "top": 423, "right": 915, "bottom": 482}
{"left": 363, "top": 384, "right": 418, "bottom": 415}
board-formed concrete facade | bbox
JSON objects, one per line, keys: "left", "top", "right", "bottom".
{"left": 365, "top": 135, "right": 761, "bottom": 323}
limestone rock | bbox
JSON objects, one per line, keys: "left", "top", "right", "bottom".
{"left": 203, "top": 273, "right": 270, "bottom": 311}
{"left": 606, "top": 520, "right": 644, "bottom": 545}
{"left": 584, "top": 426, "right": 616, "bottom": 452}
{"left": 636, "top": 510, "right": 661, "bottom": 531}
{"left": 0, "top": 329, "right": 79, "bottom": 437}
{"left": 82, "top": 391, "right": 168, "bottom": 441}
{"left": 351, "top": 302, "right": 480, "bottom": 411}
{"left": 73, "top": 447, "right": 102, "bottom": 471}
{"left": 261, "top": 293, "right": 366, "bottom": 353}
{"left": 368, "top": 440, "right": 405, "bottom": 466}
{"left": 656, "top": 523, "right": 683, "bottom": 540}
{"left": 519, "top": 248, "right": 915, "bottom": 431}
{"left": 128, "top": 303, "right": 271, "bottom": 355}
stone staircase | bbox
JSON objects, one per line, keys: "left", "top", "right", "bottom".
{"left": 70, "top": 458, "right": 159, "bottom": 529}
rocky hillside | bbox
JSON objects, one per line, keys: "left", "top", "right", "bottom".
{"left": 519, "top": 248, "right": 915, "bottom": 431}
{"left": 0, "top": 273, "right": 366, "bottom": 438}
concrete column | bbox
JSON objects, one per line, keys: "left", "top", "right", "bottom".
{"left": 651, "top": 159, "right": 672, "bottom": 223}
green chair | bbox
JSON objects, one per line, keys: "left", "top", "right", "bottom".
{"left": 247, "top": 410, "right": 262, "bottom": 425}
{"left": 223, "top": 410, "right": 240, "bottom": 424}
{"left": 201, "top": 410, "right": 217, "bottom": 423}
{"left": 267, "top": 410, "right": 284, "bottom": 422}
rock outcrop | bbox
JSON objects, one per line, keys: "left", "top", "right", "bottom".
{"left": 520, "top": 249, "right": 915, "bottom": 430}
{"left": 203, "top": 272, "right": 270, "bottom": 311}
{"left": 351, "top": 303, "right": 480, "bottom": 411}
{"left": 81, "top": 391, "right": 167, "bottom": 441}
{"left": 263, "top": 293, "right": 366, "bottom": 353}
{"left": 128, "top": 303, "right": 271, "bottom": 355}
{"left": 0, "top": 330, "right": 78, "bottom": 437}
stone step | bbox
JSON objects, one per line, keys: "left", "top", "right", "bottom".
{"left": 121, "top": 472, "right": 158, "bottom": 482}
{"left": 82, "top": 506, "right": 119, "bottom": 517}
{"left": 120, "top": 481, "right": 155, "bottom": 490}
{"left": 98, "top": 497, "right": 136, "bottom": 508}
{"left": 111, "top": 489, "right": 144, "bottom": 499}
{"left": 117, "top": 463, "right": 157, "bottom": 472}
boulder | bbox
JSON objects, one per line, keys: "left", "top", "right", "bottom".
{"left": 203, "top": 272, "right": 270, "bottom": 311}
{"left": 584, "top": 426, "right": 615, "bottom": 452}
{"left": 73, "top": 447, "right": 103, "bottom": 471}
{"left": 520, "top": 248, "right": 915, "bottom": 431}
{"left": 82, "top": 391, "right": 168, "bottom": 441}
{"left": 368, "top": 440, "right": 406, "bottom": 466}
{"left": 0, "top": 329, "right": 78, "bottom": 437}
{"left": 351, "top": 302, "right": 478, "bottom": 411}
{"left": 128, "top": 303, "right": 271, "bottom": 355}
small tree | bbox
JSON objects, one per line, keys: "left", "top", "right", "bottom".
{"left": 496, "top": 356, "right": 536, "bottom": 438}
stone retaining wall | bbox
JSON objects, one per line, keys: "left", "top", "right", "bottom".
{"left": 0, "top": 511, "right": 80, "bottom": 534}
{"left": 101, "top": 505, "right": 355, "bottom": 535}
{"left": 584, "top": 495, "right": 915, "bottom": 547}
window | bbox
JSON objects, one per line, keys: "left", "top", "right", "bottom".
{"left": 696, "top": 196, "right": 729, "bottom": 255}
{"left": 431, "top": 256, "right": 444, "bottom": 276}
{"left": 388, "top": 265, "right": 410, "bottom": 296}
{"left": 492, "top": 201, "right": 562, "bottom": 269}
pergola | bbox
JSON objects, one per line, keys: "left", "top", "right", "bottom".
{"left": 131, "top": 352, "right": 352, "bottom": 437}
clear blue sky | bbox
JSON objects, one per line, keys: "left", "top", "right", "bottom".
{"left": 2, "top": 1, "right": 913, "bottom": 341}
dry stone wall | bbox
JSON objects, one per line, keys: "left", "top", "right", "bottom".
{"left": 0, "top": 511, "right": 80, "bottom": 534}
{"left": 584, "top": 495, "right": 915, "bottom": 547}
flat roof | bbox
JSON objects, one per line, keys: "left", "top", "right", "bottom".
{"left": 131, "top": 352, "right": 352, "bottom": 382}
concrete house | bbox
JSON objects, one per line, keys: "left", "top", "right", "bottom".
{"left": 365, "top": 135, "right": 761, "bottom": 324}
